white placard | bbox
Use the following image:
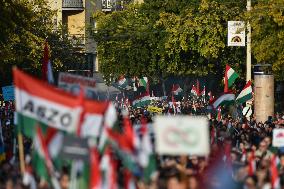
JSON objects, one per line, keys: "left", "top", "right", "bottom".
{"left": 273, "top": 129, "right": 284, "bottom": 147}
{"left": 228, "top": 21, "right": 245, "bottom": 46}
{"left": 154, "top": 116, "right": 209, "bottom": 156}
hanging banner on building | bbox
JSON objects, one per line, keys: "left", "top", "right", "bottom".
{"left": 273, "top": 129, "right": 284, "bottom": 147}
{"left": 58, "top": 72, "right": 97, "bottom": 99}
{"left": 2, "top": 85, "right": 15, "bottom": 101}
{"left": 154, "top": 116, "right": 209, "bottom": 156}
{"left": 228, "top": 21, "right": 245, "bottom": 46}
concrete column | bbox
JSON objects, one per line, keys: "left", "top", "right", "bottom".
{"left": 254, "top": 74, "right": 274, "bottom": 122}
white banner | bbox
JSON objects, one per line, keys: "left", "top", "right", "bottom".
{"left": 58, "top": 72, "right": 97, "bottom": 99}
{"left": 15, "top": 88, "right": 81, "bottom": 133}
{"left": 273, "top": 129, "right": 284, "bottom": 147}
{"left": 154, "top": 116, "right": 209, "bottom": 156}
{"left": 228, "top": 21, "right": 245, "bottom": 46}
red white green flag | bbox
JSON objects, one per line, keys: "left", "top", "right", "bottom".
{"left": 210, "top": 92, "right": 235, "bottom": 109}
{"left": 172, "top": 84, "right": 183, "bottom": 96}
{"left": 33, "top": 126, "right": 61, "bottom": 189}
{"left": 90, "top": 148, "right": 102, "bottom": 189}
{"left": 270, "top": 155, "right": 280, "bottom": 188}
{"left": 224, "top": 64, "right": 239, "bottom": 92}
{"left": 14, "top": 68, "right": 113, "bottom": 138}
{"left": 139, "top": 117, "right": 156, "bottom": 183}
{"left": 132, "top": 92, "right": 151, "bottom": 108}
{"left": 236, "top": 80, "right": 253, "bottom": 104}
{"left": 100, "top": 147, "right": 118, "bottom": 189}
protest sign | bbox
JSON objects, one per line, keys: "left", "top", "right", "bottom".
{"left": 273, "top": 129, "right": 284, "bottom": 147}
{"left": 59, "top": 135, "right": 89, "bottom": 161}
{"left": 154, "top": 116, "right": 209, "bottom": 156}
{"left": 2, "top": 85, "right": 14, "bottom": 101}
{"left": 58, "top": 72, "right": 97, "bottom": 99}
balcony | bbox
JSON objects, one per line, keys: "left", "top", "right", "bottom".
{"left": 101, "top": 0, "right": 124, "bottom": 12}
{"left": 68, "top": 34, "right": 85, "bottom": 49}
{"left": 62, "top": 0, "right": 84, "bottom": 11}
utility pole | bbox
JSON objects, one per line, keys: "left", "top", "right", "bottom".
{"left": 246, "top": 0, "right": 252, "bottom": 82}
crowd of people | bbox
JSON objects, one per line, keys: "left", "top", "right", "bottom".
{"left": 0, "top": 96, "right": 284, "bottom": 189}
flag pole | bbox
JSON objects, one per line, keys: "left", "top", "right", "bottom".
{"left": 18, "top": 133, "right": 25, "bottom": 174}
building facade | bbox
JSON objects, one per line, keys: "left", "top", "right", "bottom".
{"left": 47, "top": 0, "right": 139, "bottom": 76}
{"left": 47, "top": 0, "right": 99, "bottom": 76}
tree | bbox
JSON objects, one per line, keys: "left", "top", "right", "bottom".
{"left": 92, "top": 0, "right": 247, "bottom": 85}
{"left": 245, "top": 0, "right": 284, "bottom": 81}
{"left": 0, "top": 0, "right": 84, "bottom": 85}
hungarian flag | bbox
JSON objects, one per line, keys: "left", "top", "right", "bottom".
{"left": 172, "top": 84, "right": 183, "bottom": 96}
{"left": 106, "top": 113, "right": 140, "bottom": 175}
{"left": 124, "top": 169, "right": 136, "bottom": 189}
{"left": 217, "top": 107, "right": 222, "bottom": 121}
{"left": 138, "top": 117, "right": 156, "bottom": 183}
{"left": 210, "top": 92, "right": 235, "bottom": 109}
{"left": 14, "top": 68, "right": 82, "bottom": 135}
{"left": 100, "top": 147, "right": 118, "bottom": 189}
{"left": 42, "top": 42, "right": 54, "bottom": 84}
{"left": 191, "top": 85, "right": 198, "bottom": 96}
{"left": 248, "top": 150, "right": 256, "bottom": 176}
{"left": 132, "top": 92, "right": 151, "bottom": 108}
{"left": 139, "top": 77, "right": 149, "bottom": 92}
{"left": 14, "top": 68, "right": 113, "bottom": 138}
{"left": 33, "top": 126, "right": 61, "bottom": 188}
{"left": 270, "top": 155, "right": 280, "bottom": 188}
{"left": 98, "top": 103, "right": 118, "bottom": 153}
{"left": 90, "top": 148, "right": 102, "bottom": 189}
{"left": 236, "top": 80, "right": 253, "bottom": 104}
{"left": 208, "top": 91, "right": 213, "bottom": 101}
{"left": 118, "top": 76, "right": 128, "bottom": 89}
{"left": 224, "top": 64, "right": 239, "bottom": 92}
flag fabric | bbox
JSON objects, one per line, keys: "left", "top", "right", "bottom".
{"left": 118, "top": 76, "right": 128, "bottom": 89}
{"left": 42, "top": 42, "right": 54, "bottom": 84}
{"left": 139, "top": 117, "right": 156, "bottom": 183}
{"left": 100, "top": 147, "right": 118, "bottom": 189}
{"left": 132, "top": 93, "right": 151, "bottom": 108}
{"left": 224, "top": 64, "right": 239, "bottom": 92}
{"left": 90, "top": 148, "right": 102, "bottom": 189}
{"left": 98, "top": 103, "right": 118, "bottom": 153}
{"left": 236, "top": 81, "right": 253, "bottom": 104}
{"left": 139, "top": 77, "right": 149, "bottom": 92}
{"left": 172, "top": 84, "right": 183, "bottom": 96}
{"left": 217, "top": 107, "right": 222, "bottom": 122}
{"left": 270, "top": 155, "right": 280, "bottom": 189}
{"left": 191, "top": 85, "right": 198, "bottom": 96}
{"left": 210, "top": 92, "right": 235, "bottom": 109}
{"left": 14, "top": 68, "right": 82, "bottom": 136}
{"left": 14, "top": 68, "right": 112, "bottom": 138}
{"left": 33, "top": 126, "right": 61, "bottom": 189}
{"left": 208, "top": 91, "right": 213, "bottom": 101}
{"left": 248, "top": 151, "right": 256, "bottom": 176}
{"left": 196, "top": 80, "right": 200, "bottom": 96}
{"left": 124, "top": 169, "right": 136, "bottom": 189}
{"left": 106, "top": 113, "right": 140, "bottom": 175}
